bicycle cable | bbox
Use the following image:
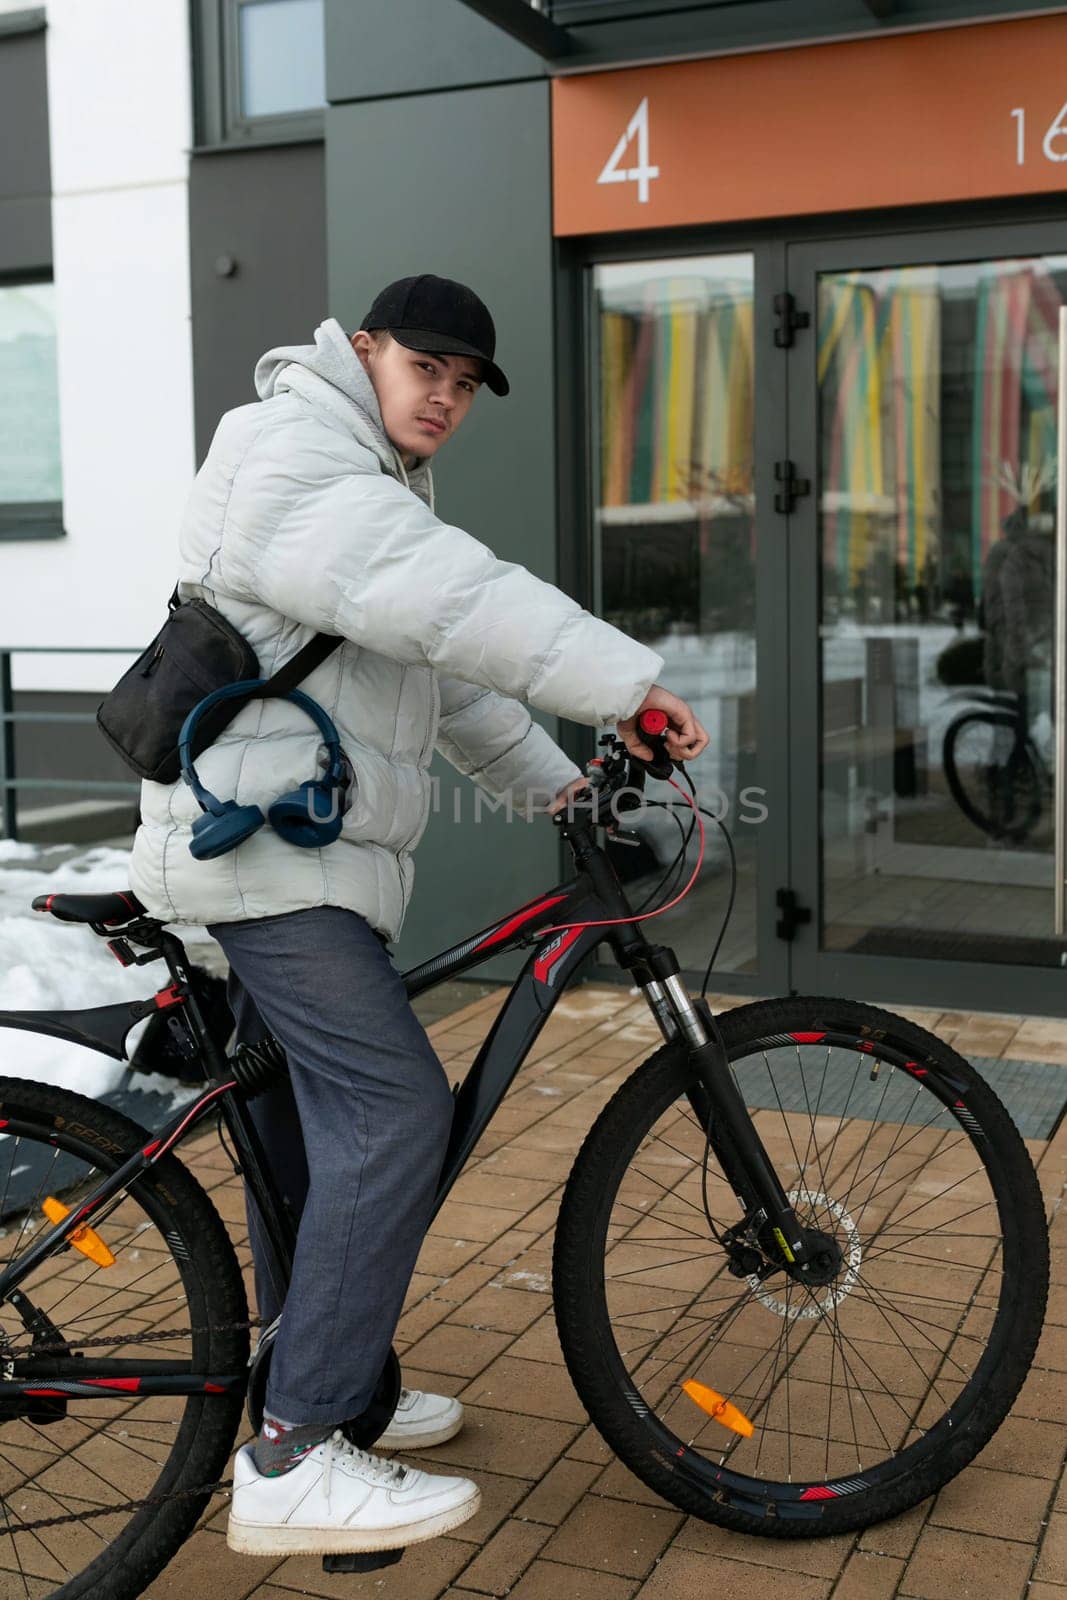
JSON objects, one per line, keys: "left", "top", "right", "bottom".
{"left": 631, "top": 802, "right": 694, "bottom": 914}
{"left": 634, "top": 767, "right": 737, "bottom": 1244}
{"left": 536, "top": 776, "right": 706, "bottom": 938}
{"left": 624, "top": 777, "right": 739, "bottom": 997}
{"left": 537, "top": 746, "right": 740, "bottom": 1007}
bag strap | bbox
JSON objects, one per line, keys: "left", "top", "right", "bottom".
{"left": 171, "top": 581, "right": 341, "bottom": 697}
{"left": 258, "top": 631, "right": 342, "bottom": 698}
{"left": 186, "top": 629, "right": 342, "bottom": 766}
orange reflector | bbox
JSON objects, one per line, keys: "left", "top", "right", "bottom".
{"left": 42, "top": 1196, "right": 115, "bottom": 1269}
{"left": 682, "top": 1379, "right": 754, "bottom": 1437}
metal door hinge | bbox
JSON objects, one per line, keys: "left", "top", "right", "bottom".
{"left": 774, "top": 460, "right": 811, "bottom": 515}
{"left": 774, "top": 292, "right": 810, "bottom": 348}
{"left": 776, "top": 888, "right": 812, "bottom": 942}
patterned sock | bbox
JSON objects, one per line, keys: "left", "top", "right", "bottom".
{"left": 253, "top": 1410, "right": 331, "bottom": 1477}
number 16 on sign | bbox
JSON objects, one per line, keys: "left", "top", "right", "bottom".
{"left": 597, "top": 97, "right": 660, "bottom": 203}
{"left": 1011, "top": 102, "right": 1067, "bottom": 164}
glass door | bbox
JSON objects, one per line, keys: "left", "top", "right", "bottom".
{"left": 589, "top": 251, "right": 789, "bottom": 991}
{"left": 788, "top": 224, "right": 1067, "bottom": 1010}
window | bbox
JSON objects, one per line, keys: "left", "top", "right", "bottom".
{"left": 0, "top": 280, "right": 63, "bottom": 540}
{"left": 237, "top": 0, "right": 324, "bottom": 119}
{"left": 193, "top": 0, "right": 326, "bottom": 148}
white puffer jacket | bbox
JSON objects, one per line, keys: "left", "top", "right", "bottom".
{"left": 129, "top": 319, "right": 663, "bottom": 938}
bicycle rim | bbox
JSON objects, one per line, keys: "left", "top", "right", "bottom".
{"left": 944, "top": 714, "right": 1042, "bottom": 842}
{"left": 0, "top": 1082, "right": 246, "bottom": 1598}
{"left": 558, "top": 998, "right": 1048, "bottom": 1532}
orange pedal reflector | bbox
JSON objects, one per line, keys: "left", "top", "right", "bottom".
{"left": 682, "top": 1379, "right": 754, "bottom": 1437}
{"left": 42, "top": 1196, "right": 115, "bottom": 1269}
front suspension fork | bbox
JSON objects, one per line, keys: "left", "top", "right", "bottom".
{"left": 660, "top": 988, "right": 816, "bottom": 1273}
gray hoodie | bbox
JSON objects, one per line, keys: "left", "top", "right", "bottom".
{"left": 254, "top": 319, "right": 435, "bottom": 509}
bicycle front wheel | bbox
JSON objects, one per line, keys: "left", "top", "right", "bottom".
{"left": 553, "top": 996, "right": 1048, "bottom": 1536}
{"left": 0, "top": 1077, "right": 249, "bottom": 1599}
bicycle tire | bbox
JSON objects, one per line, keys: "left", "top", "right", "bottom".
{"left": 0, "top": 1077, "right": 248, "bottom": 1599}
{"left": 553, "top": 996, "right": 1048, "bottom": 1537}
{"left": 942, "top": 709, "right": 1042, "bottom": 842}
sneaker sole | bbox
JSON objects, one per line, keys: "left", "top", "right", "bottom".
{"left": 375, "top": 1413, "right": 465, "bottom": 1451}
{"left": 225, "top": 1485, "right": 481, "bottom": 1556}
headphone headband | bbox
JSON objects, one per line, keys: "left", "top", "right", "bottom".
{"left": 179, "top": 680, "right": 344, "bottom": 817}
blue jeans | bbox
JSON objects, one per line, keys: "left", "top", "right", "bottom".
{"left": 206, "top": 907, "right": 454, "bottom": 1426}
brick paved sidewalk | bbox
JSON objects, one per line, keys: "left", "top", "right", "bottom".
{"left": 146, "top": 984, "right": 1067, "bottom": 1600}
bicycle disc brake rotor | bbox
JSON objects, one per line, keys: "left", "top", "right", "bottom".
{"left": 746, "top": 1190, "right": 863, "bottom": 1319}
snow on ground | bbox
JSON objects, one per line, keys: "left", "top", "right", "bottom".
{"left": 0, "top": 840, "right": 213, "bottom": 1102}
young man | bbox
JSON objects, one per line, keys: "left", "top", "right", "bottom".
{"left": 129, "top": 275, "right": 708, "bottom": 1558}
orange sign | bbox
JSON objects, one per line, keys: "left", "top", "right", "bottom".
{"left": 552, "top": 14, "right": 1067, "bottom": 235}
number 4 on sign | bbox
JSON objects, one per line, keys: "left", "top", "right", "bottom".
{"left": 597, "top": 97, "right": 660, "bottom": 204}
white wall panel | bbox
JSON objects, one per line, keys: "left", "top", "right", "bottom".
{"left": 46, "top": 0, "right": 191, "bottom": 195}
{"left": 0, "top": 0, "right": 195, "bottom": 692}
{"left": 2, "top": 183, "right": 194, "bottom": 690}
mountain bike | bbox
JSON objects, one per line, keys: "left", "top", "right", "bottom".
{"left": 0, "top": 716, "right": 1049, "bottom": 1598}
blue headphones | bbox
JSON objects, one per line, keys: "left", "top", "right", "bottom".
{"left": 178, "top": 681, "right": 350, "bottom": 861}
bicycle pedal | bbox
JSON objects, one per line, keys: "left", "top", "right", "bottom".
{"left": 322, "top": 1548, "right": 404, "bottom": 1573}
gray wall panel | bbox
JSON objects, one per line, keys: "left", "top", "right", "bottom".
{"left": 0, "top": 26, "right": 49, "bottom": 202}
{"left": 189, "top": 143, "right": 327, "bottom": 462}
{"left": 326, "top": 81, "right": 562, "bottom": 972}
{"left": 0, "top": 24, "right": 51, "bottom": 271}
{"left": 325, "top": 0, "right": 543, "bottom": 106}
{"left": 0, "top": 196, "right": 50, "bottom": 275}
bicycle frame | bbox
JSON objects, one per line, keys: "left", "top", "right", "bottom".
{"left": 0, "top": 813, "right": 814, "bottom": 1403}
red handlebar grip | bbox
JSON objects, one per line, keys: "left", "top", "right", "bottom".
{"left": 637, "top": 709, "right": 669, "bottom": 737}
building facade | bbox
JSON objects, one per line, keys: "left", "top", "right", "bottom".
{"left": 3, "top": 0, "right": 1067, "bottom": 1012}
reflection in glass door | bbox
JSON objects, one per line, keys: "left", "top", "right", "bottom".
{"left": 592, "top": 256, "right": 758, "bottom": 974}
{"left": 816, "top": 254, "right": 1067, "bottom": 968}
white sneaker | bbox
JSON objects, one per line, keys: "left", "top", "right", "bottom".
{"left": 226, "top": 1432, "right": 481, "bottom": 1556}
{"left": 376, "top": 1388, "right": 464, "bottom": 1451}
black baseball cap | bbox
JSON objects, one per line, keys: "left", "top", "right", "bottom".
{"left": 361, "top": 274, "right": 509, "bottom": 397}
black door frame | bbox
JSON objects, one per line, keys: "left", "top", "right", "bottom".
{"left": 556, "top": 226, "right": 791, "bottom": 1000}
{"left": 557, "top": 194, "right": 1067, "bottom": 1011}
{"left": 786, "top": 215, "right": 1067, "bottom": 1016}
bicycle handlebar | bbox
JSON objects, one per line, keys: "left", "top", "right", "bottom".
{"left": 554, "top": 711, "right": 681, "bottom": 833}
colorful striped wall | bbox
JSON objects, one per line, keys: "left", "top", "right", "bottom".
{"left": 600, "top": 274, "right": 754, "bottom": 509}
{"left": 599, "top": 261, "right": 1064, "bottom": 603}
{"left": 816, "top": 267, "right": 942, "bottom": 593}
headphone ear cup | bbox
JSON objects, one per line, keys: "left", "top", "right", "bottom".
{"left": 268, "top": 783, "right": 344, "bottom": 848}
{"left": 189, "top": 802, "right": 266, "bottom": 861}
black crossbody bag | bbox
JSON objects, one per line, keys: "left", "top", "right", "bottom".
{"left": 96, "top": 586, "right": 341, "bottom": 785}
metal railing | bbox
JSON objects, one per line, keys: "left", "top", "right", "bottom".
{"left": 0, "top": 647, "right": 139, "bottom": 841}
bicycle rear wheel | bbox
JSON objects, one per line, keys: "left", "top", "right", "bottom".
{"left": 0, "top": 1078, "right": 248, "bottom": 1598}
{"left": 943, "top": 710, "right": 1042, "bottom": 842}
{"left": 553, "top": 996, "right": 1048, "bottom": 1536}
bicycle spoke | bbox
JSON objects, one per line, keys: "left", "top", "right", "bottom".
{"left": 0, "top": 1083, "right": 246, "bottom": 1596}
{"left": 573, "top": 995, "right": 1046, "bottom": 1523}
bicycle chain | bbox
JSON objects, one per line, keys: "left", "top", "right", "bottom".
{"left": 0, "top": 1316, "right": 263, "bottom": 1536}
{"left": 1, "top": 1478, "right": 237, "bottom": 1536}
{"left": 1, "top": 1315, "right": 262, "bottom": 1360}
